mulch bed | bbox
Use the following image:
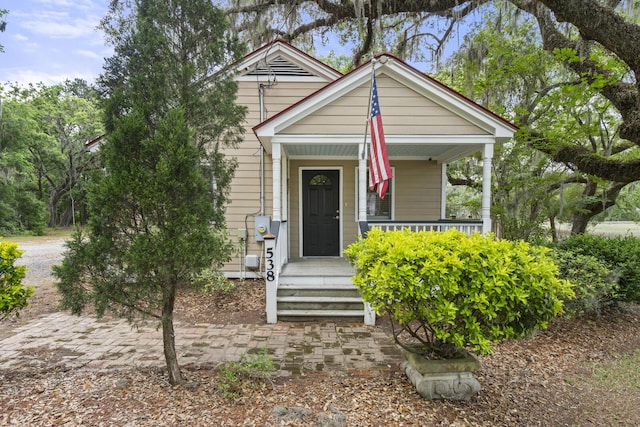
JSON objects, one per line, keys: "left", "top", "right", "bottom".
{"left": 2, "top": 279, "right": 640, "bottom": 425}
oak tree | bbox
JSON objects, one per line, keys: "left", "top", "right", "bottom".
{"left": 227, "top": 0, "right": 640, "bottom": 184}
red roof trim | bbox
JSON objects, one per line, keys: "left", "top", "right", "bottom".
{"left": 252, "top": 57, "right": 372, "bottom": 134}
{"left": 253, "top": 52, "right": 518, "bottom": 134}
{"left": 84, "top": 134, "right": 106, "bottom": 149}
{"left": 374, "top": 52, "right": 518, "bottom": 131}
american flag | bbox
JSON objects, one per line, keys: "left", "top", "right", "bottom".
{"left": 368, "top": 74, "right": 392, "bottom": 199}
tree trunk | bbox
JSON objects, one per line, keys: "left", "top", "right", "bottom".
{"left": 47, "top": 188, "right": 65, "bottom": 227}
{"left": 549, "top": 215, "right": 558, "bottom": 242}
{"left": 570, "top": 180, "right": 627, "bottom": 235}
{"left": 59, "top": 205, "right": 74, "bottom": 227}
{"left": 570, "top": 212, "right": 591, "bottom": 235}
{"left": 161, "top": 283, "right": 184, "bottom": 385}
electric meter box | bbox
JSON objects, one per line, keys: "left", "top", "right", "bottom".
{"left": 254, "top": 216, "right": 271, "bottom": 242}
{"left": 245, "top": 254, "right": 260, "bottom": 269}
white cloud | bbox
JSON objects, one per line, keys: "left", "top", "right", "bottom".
{"left": 12, "top": 33, "right": 38, "bottom": 50}
{"left": 36, "top": 0, "right": 75, "bottom": 7}
{"left": 0, "top": 0, "right": 108, "bottom": 85}
{"left": 1, "top": 68, "right": 97, "bottom": 86}
{"left": 76, "top": 49, "right": 101, "bottom": 60}
{"left": 20, "top": 10, "right": 101, "bottom": 39}
{"left": 35, "top": 0, "right": 100, "bottom": 12}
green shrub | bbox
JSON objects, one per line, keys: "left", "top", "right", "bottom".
{"left": 0, "top": 188, "right": 46, "bottom": 236}
{"left": 344, "top": 228, "right": 574, "bottom": 355}
{"left": 554, "top": 234, "right": 640, "bottom": 303}
{"left": 0, "top": 241, "right": 34, "bottom": 320}
{"left": 192, "top": 268, "right": 237, "bottom": 295}
{"left": 550, "top": 249, "right": 619, "bottom": 317}
{"left": 216, "top": 347, "right": 275, "bottom": 397}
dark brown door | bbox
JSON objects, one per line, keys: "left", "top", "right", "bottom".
{"left": 302, "top": 170, "right": 340, "bottom": 256}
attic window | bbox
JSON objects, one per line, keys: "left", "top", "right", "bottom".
{"left": 247, "top": 55, "right": 315, "bottom": 77}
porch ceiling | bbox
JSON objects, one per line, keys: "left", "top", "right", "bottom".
{"left": 282, "top": 143, "right": 482, "bottom": 161}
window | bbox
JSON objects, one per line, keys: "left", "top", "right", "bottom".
{"left": 355, "top": 167, "right": 394, "bottom": 220}
{"left": 309, "top": 174, "right": 332, "bottom": 186}
{"left": 367, "top": 187, "right": 392, "bottom": 219}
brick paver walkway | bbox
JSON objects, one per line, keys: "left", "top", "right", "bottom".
{"left": 0, "top": 313, "right": 402, "bottom": 376}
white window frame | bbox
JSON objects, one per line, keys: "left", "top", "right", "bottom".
{"left": 354, "top": 166, "right": 395, "bottom": 221}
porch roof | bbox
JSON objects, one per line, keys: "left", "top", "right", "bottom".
{"left": 279, "top": 136, "right": 490, "bottom": 163}
{"left": 253, "top": 53, "right": 518, "bottom": 163}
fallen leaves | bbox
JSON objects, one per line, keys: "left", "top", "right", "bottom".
{"left": 3, "top": 270, "right": 640, "bottom": 425}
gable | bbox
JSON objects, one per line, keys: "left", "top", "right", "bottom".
{"left": 254, "top": 54, "right": 516, "bottom": 149}
{"left": 235, "top": 39, "right": 342, "bottom": 83}
{"left": 282, "top": 75, "right": 488, "bottom": 136}
{"left": 244, "top": 55, "right": 316, "bottom": 78}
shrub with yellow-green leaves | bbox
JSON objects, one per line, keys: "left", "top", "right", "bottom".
{"left": 1, "top": 240, "right": 33, "bottom": 320}
{"left": 344, "top": 228, "right": 574, "bottom": 356}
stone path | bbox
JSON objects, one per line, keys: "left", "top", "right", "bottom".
{"left": 0, "top": 313, "right": 402, "bottom": 376}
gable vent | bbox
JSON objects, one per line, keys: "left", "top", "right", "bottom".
{"left": 247, "top": 55, "right": 316, "bottom": 77}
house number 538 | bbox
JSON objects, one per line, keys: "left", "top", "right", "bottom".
{"left": 266, "top": 246, "right": 275, "bottom": 282}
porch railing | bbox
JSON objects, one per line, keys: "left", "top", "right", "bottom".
{"left": 367, "top": 219, "right": 483, "bottom": 235}
{"left": 265, "top": 220, "right": 287, "bottom": 324}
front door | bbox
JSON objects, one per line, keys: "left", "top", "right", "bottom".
{"left": 302, "top": 169, "right": 340, "bottom": 256}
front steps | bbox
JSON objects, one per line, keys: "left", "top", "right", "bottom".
{"left": 276, "top": 260, "right": 367, "bottom": 321}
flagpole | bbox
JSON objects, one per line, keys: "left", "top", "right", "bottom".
{"left": 358, "top": 59, "right": 376, "bottom": 225}
{"left": 361, "top": 59, "right": 377, "bottom": 160}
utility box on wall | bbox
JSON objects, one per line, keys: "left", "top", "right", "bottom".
{"left": 245, "top": 254, "right": 260, "bottom": 269}
{"left": 254, "top": 216, "right": 271, "bottom": 242}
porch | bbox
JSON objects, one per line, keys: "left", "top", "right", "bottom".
{"left": 264, "top": 219, "right": 483, "bottom": 325}
{"left": 252, "top": 52, "right": 517, "bottom": 325}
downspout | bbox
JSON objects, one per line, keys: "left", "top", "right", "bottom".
{"left": 241, "top": 83, "right": 267, "bottom": 278}
{"left": 259, "top": 83, "right": 265, "bottom": 215}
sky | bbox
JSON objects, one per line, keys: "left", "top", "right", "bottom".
{"left": 1, "top": 0, "right": 111, "bottom": 86}
{"left": 0, "top": 0, "right": 465, "bottom": 87}
{"left": 0, "top": 0, "right": 344, "bottom": 87}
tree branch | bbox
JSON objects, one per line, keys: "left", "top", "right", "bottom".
{"left": 537, "top": 0, "right": 640, "bottom": 73}
{"left": 510, "top": 0, "right": 640, "bottom": 146}
{"left": 447, "top": 171, "right": 483, "bottom": 191}
{"left": 527, "top": 131, "right": 640, "bottom": 183}
{"left": 546, "top": 175, "right": 588, "bottom": 191}
{"left": 353, "top": 16, "right": 374, "bottom": 67}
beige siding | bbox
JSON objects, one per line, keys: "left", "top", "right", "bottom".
{"left": 223, "top": 80, "right": 325, "bottom": 274}
{"left": 392, "top": 160, "right": 442, "bottom": 219}
{"left": 282, "top": 75, "right": 488, "bottom": 135}
{"left": 223, "top": 74, "right": 462, "bottom": 273}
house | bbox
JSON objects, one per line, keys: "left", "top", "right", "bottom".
{"left": 225, "top": 40, "right": 517, "bottom": 325}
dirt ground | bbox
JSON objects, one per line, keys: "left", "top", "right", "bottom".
{"left": 2, "top": 235, "right": 640, "bottom": 426}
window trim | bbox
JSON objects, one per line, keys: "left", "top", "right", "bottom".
{"left": 354, "top": 166, "right": 395, "bottom": 221}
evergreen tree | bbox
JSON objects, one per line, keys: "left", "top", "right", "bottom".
{"left": 54, "top": 0, "right": 246, "bottom": 385}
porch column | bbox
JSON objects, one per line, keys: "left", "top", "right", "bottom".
{"left": 272, "top": 144, "right": 281, "bottom": 222}
{"left": 279, "top": 150, "right": 288, "bottom": 265}
{"left": 441, "top": 163, "right": 448, "bottom": 219}
{"left": 358, "top": 142, "right": 367, "bottom": 223}
{"left": 359, "top": 142, "right": 376, "bottom": 326}
{"left": 481, "top": 144, "right": 494, "bottom": 233}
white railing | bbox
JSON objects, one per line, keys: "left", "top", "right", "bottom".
{"left": 265, "top": 221, "right": 287, "bottom": 324}
{"left": 368, "top": 220, "right": 483, "bottom": 235}
{"left": 277, "top": 221, "right": 288, "bottom": 273}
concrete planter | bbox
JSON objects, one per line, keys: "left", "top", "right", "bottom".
{"left": 401, "top": 346, "right": 481, "bottom": 401}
